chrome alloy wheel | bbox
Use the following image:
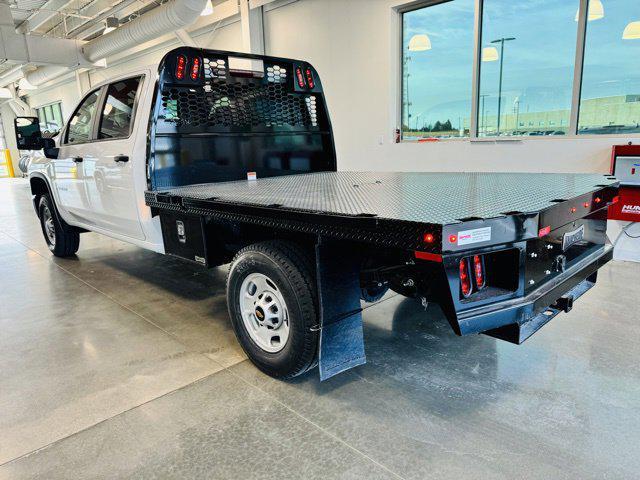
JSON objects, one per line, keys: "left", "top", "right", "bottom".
{"left": 239, "top": 273, "right": 290, "bottom": 353}
{"left": 42, "top": 205, "right": 56, "bottom": 246}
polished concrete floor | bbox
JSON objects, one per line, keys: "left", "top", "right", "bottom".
{"left": 1, "top": 178, "right": 639, "bottom": 479}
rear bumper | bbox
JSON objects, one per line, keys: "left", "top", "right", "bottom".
{"left": 456, "top": 245, "right": 613, "bottom": 343}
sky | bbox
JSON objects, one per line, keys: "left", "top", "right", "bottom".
{"left": 402, "top": 0, "right": 640, "bottom": 130}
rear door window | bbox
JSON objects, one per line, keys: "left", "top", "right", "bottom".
{"left": 98, "top": 76, "right": 142, "bottom": 140}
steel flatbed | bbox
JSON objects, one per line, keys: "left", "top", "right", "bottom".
{"left": 145, "top": 171, "right": 618, "bottom": 254}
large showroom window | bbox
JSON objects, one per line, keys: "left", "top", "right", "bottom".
{"left": 401, "top": 0, "right": 640, "bottom": 139}
{"left": 401, "top": 0, "right": 475, "bottom": 140}
{"left": 578, "top": 0, "right": 640, "bottom": 134}
{"left": 478, "top": 0, "right": 578, "bottom": 137}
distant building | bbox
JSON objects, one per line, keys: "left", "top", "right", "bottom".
{"left": 480, "top": 94, "right": 640, "bottom": 136}
{"left": 404, "top": 94, "right": 640, "bottom": 139}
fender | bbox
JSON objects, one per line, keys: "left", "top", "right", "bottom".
{"left": 29, "top": 172, "right": 86, "bottom": 233}
{"left": 29, "top": 171, "right": 53, "bottom": 213}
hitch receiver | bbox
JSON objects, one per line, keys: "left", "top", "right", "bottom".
{"left": 552, "top": 295, "right": 574, "bottom": 313}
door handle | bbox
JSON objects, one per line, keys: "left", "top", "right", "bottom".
{"left": 114, "top": 155, "right": 129, "bottom": 163}
{"left": 72, "top": 156, "right": 83, "bottom": 163}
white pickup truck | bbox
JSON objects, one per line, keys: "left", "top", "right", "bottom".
{"left": 15, "top": 47, "right": 619, "bottom": 381}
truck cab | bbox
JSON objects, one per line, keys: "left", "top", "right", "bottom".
{"left": 25, "top": 67, "right": 165, "bottom": 252}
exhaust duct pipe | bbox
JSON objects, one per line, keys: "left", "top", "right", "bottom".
{"left": 13, "top": 0, "right": 207, "bottom": 88}
{"left": 82, "top": 0, "right": 208, "bottom": 62}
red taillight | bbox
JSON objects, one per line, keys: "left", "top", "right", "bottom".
{"left": 473, "top": 255, "right": 485, "bottom": 290}
{"left": 459, "top": 258, "right": 472, "bottom": 298}
{"left": 175, "top": 54, "right": 187, "bottom": 80}
{"left": 305, "top": 67, "right": 315, "bottom": 88}
{"left": 295, "top": 67, "right": 306, "bottom": 88}
{"left": 190, "top": 57, "right": 200, "bottom": 80}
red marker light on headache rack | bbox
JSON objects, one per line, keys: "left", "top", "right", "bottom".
{"left": 594, "top": 197, "right": 602, "bottom": 204}
{"left": 175, "top": 54, "right": 187, "bottom": 80}
{"left": 612, "top": 195, "right": 620, "bottom": 204}
{"left": 295, "top": 67, "right": 306, "bottom": 88}
{"left": 449, "top": 234, "right": 458, "bottom": 244}
{"left": 423, "top": 233, "right": 434, "bottom": 244}
{"left": 305, "top": 67, "right": 315, "bottom": 88}
{"left": 459, "top": 258, "right": 472, "bottom": 298}
{"left": 570, "top": 207, "right": 577, "bottom": 213}
{"left": 190, "top": 57, "right": 200, "bottom": 80}
{"left": 538, "top": 225, "right": 551, "bottom": 237}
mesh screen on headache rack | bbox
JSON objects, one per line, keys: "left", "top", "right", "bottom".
{"left": 148, "top": 48, "right": 336, "bottom": 190}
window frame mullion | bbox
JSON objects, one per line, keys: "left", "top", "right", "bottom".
{"left": 470, "top": 0, "right": 483, "bottom": 138}
{"left": 570, "top": 0, "right": 588, "bottom": 136}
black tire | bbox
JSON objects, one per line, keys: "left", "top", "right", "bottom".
{"left": 38, "top": 194, "right": 80, "bottom": 257}
{"left": 227, "top": 241, "right": 318, "bottom": 379}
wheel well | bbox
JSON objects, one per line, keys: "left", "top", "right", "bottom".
{"left": 30, "top": 176, "right": 50, "bottom": 199}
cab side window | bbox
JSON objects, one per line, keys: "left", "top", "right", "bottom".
{"left": 98, "top": 77, "right": 142, "bottom": 140}
{"left": 66, "top": 89, "right": 101, "bottom": 144}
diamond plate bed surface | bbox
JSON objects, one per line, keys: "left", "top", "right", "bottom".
{"left": 150, "top": 172, "right": 616, "bottom": 225}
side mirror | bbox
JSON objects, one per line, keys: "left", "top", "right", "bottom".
{"left": 14, "top": 117, "right": 43, "bottom": 150}
{"left": 42, "top": 138, "right": 59, "bottom": 160}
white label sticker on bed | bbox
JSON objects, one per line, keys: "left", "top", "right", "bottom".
{"left": 457, "top": 226, "right": 492, "bottom": 246}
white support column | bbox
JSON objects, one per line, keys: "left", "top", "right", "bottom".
{"left": 239, "top": 0, "right": 265, "bottom": 54}
{"left": 175, "top": 28, "right": 199, "bottom": 47}
{"left": 75, "top": 70, "right": 92, "bottom": 97}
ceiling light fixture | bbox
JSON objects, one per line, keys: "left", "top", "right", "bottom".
{"left": 623, "top": 21, "right": 640, "bottom": 40}
{"left": 575, "top": 0, "right": 604, "bottom": 22}
{"left": 201, "top": 0, "right": 213, "bottom": 16}
{"left": 103, "top": 17, "right": 118, "bottom": 34}
{"left": 408, "top": 34, "right": 431, "bottom": 52}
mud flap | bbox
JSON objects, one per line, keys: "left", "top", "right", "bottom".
{"left": 315, "top": 239, "right": 366, "bottom": 381}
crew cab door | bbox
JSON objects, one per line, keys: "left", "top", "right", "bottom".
{"left": 54, "top": 88, "right": 102, "bottom": 223}
{"left": 84, "top": 75, "right": 146, "bottom": 240}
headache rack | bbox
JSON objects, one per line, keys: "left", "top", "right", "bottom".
{"left": 147, "top": 47, "right": 337, "bottom": 191}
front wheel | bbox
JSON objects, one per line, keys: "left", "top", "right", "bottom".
{"left": 38, "top": 194, "right": 80, "bottom": 257}
{"left": 227, "top": 241, "right": 319, "bottom": 379}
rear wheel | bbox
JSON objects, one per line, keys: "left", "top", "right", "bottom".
{"left": 227, "top": 241, "right": 318, "bottom": 379}
{"left": 38, "top": 194, "right": 80, "bottom": 257}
